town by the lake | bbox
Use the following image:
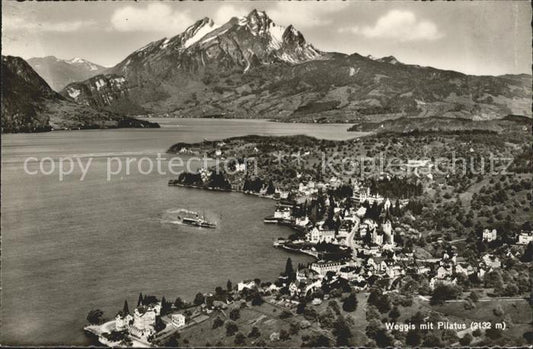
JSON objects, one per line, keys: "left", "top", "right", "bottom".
{"left": 85, "top": 125, "right": 533, "bottom": 347}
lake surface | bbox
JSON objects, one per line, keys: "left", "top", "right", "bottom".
{"left": 1, "top": 119, "right": 361, "bottom": 345}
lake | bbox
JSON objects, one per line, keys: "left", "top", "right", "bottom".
{"left": 1, "top": 119, "right": 362, "bottom": 345}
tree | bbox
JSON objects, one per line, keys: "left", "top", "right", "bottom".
{"left": 225, "top": 321, "right": 238, "bottom": 336}
{"left": 87, "top": 309, "right": 104, "bottom": 325}
{"left": 406, "top": 330, "right": 422, "bottom": 346}
{"left": 521, "top": 242, "right": 533, "bottom": 262}
{"left": 469, "top": 291, "right": 480, "bottom": 303}
{"left": 365, "top": 319, "right": 382, "bottom": 340}
{"left": 296, "top": 301, "right": 306, "bottom": 314}
{"left": 374, "top": 329, "right": 393, "bottom": 347}
{"left": 284, "top": 258, "right": 295, "bottom": 281}
{"left": 342, "top": 292, "right": 358, "bottom": 312}
{"left": 154, "top": 316, "right": 166, "bottom": 332}
{"left": 212, "top": 316, "right": 224, "bottom": 329}
{"left": 318, "top": 308, "right": 336, "bottom": 329}
{"left": 422, "top": 333, "right": 443, "bottom": 347}
{"left": 251, "top": 292, "right": 264, "bottom": 306}
{"left": 523, "top": 331, "right": 533, "bottom": 344}
{"left": 161, "top": 296, "right": 171, "bottom": 315}
{"left": 485, "top": 328, "right": 502, "bottom": 340}
{"left": 328, "top": 300, "right": 341, "bottom": 315}
{"left": 368, "top": 289, "right": 391, "bottom": 313}
{"left": 430, "top": 283, "right": 461, "bottom": 305}
{"left": 234, "top": 332, "right": 246, "bottom": 345}
{"left": 304, "top": 307, "right": 318, "bottom": 321}
{"left": 332, "top": 316, "right": 352, "bottom": 346}
{"left": 493, "top": 304, "right": 504, "bottom": 317}
{"left": 137, "top": 293, "right": 143, "bottom": 307}
{"left": 229, "top": 308, "right": 240, "bottom": 321}
{"left": 459, "top": 333, "right": 473, "bottom": 346}
{"left": 289, "top": 322, "right": 299, "bottom": 335}
{"left": 174, "top": 297, "right": 185, "bottom": 309}
{"left": 248, "top": 326, "right": 261, "bottom": 338}
{"left": 194, "top": 292, "right": 205, "bottom": 306}
{"left": 503, "top": 283, "right": 519, "bottom": 296}
{"left": 304, "top": 334, "right": 330, "bottom": 347}
{"left": 389, "top": 306, "right": 400, "bottom": 321}
{"left": 279, "top": 329, "right": 290, "bottom": 341}
{"left": 279, "top": 310, "right": 293, "bottom": 319}
{"left": 165, "top": 333, "right": 180, "bottom": 347}
{"left": 484, "top": 271, "right": 504, "bottom": 289}
{"left": 227, "top": 279, "right": 233, "bottom": 292}
{"left": 365, "top": 305, "right": 380, "bottom": 321}
{"left": 442, "top": 329, "right": 459, "bottom": 344}
{"left": 205, "top": 295, "right": 215, "bottom": 309}
{"left": 122, "top": 300, "right": 130, "bottom": 315}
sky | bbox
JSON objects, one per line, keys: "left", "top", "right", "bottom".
{"left": 2, "top": 1, "right": 531, "bottom": 76}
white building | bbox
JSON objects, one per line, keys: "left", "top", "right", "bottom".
{"left": 235, "top": 163, "right": 247, "bottom": 172}
{"left": 383, "top": 198, "right": 391, "bottom": 211}
{"left": 517, "top": 231, "right": 533, "bottom": 245}
{"left": 273, "top": 207, "right": 292, "bottom": 220}
{"left": 382, "top": 220, "right": 395, "bottom": 246}
{"left": 482, "top": 229, "right": 497, "bottom": 242}
{"left": 309, "top": 226, "right": 336, "bottom": 244}
{"left": 130, "top": 306, "right": 157, "bottom": 340}
{"left": 355, "top": 206, "right": 367, "bottom": 218}
{"left": 237, "top": 280, "right": 256, "bottom": 291}
{"left": 311, "top": 260, "right": 351, "bottom": 276}
{"left": 295, "top": 216, "right": 310, "bottom": 227}
{"left": 115, "top": 313, "right": 133, "bottom": 331}
{"left": 171, "top": 314, "right": 186, "bottom": 328}
{"left": 371, "top": 230, "right": 384, "bottom": 246}
{"left": 298, "top": 181, "right": 318, "bottom": 196}
{"left": 339, "top": 266, "right": 359, "bottom": 280}
{"left": 429, "top": 277, "right": 457, "bottom": 290}
{"left": 481, "top": 254, "right": 501, "bottom": 269}
{"left": 357, "top": 188, "right": 385, "bottom": 205}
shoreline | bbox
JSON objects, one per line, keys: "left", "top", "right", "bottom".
{"left": 168, "top": 181, "right": 282, "bottom": 201}
{"left": 167, "top": 182, "right": 325, "bottom": 260}
{"left": 274, "top": 243, "right": 319, "bottom": 259}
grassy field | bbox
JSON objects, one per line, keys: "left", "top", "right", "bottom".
{"left": 168, "top": 293, "right": 373, "bottom": 347}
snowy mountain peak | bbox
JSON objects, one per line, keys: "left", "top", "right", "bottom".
{"left": 181, "top": 17, "right": 219, "bottom": 48}
{"left": 108, "top": 9, "right": 324, "bottom": 77}
{"left": 244, "top": 9, "right": 275, "bottom": 36}
{"left": 68, "top": 57, "right": 86, "bottom": 64}
{"left": 282, "top": 25, "right": 306, "bottom": 46}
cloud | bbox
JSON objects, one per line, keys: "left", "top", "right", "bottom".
{"left": 267, "top": 2, "right": 348, "bottom": 28}
{"left": 338, "top": 26, "right": 360, "bottom": 34}
{"left": 208, "top": 3, "right": 348, "bottom": 30}
{"left": 213, "top": 4, "right": 241, "bottom": 24}
{"left": 347, "top": 10, "right": 444, "bottom": 42}
{"left": 3, "top": 16, "right": 96, "bottom": 32}
{"left": 110, "top": 3, "right": 192, "bottom": 33}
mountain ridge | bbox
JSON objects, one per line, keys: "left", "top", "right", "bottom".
{"left": 1, "top": 55, "right": 159, "bottom": 133}
{"left": 27, "top": 56, "right": 107, "bottom": 91}
{"left": 59, "top": 9, "right": 531, "bottom": 122}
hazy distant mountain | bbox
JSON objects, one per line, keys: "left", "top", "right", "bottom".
{"left": 61, "top": 10, "right": 532, "bottom": 122}
{"left": 27, "top": 56, "right": 106, "bottom": 91}
{"left": 1, "top": 55, "right": 158, "bottom": 133}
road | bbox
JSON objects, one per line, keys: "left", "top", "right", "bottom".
{"left": 345, "top": 216, "right": 360, "bottom": 258}
{"left": 418, "top": 295, "right": 527, "bottom": 303}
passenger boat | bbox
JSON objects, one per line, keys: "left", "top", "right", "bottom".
{"left": 176, "top": 209, "right": 216, "bottom": 229}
